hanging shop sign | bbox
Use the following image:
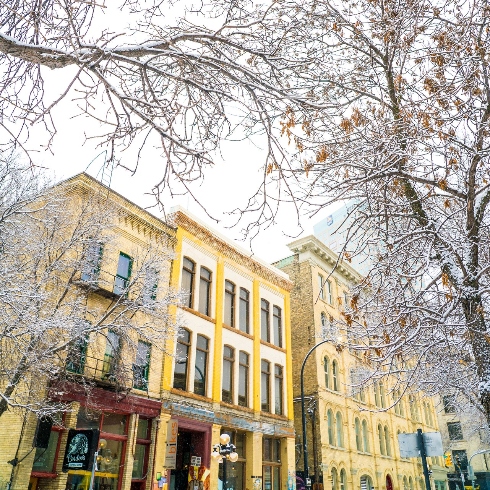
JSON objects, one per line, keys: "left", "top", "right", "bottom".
{"left": 62, "top": 429, "right": 100, "bottom": 472}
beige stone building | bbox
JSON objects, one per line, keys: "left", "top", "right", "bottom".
{"left": 274, "top": 236, "right": 447, "bottom": 490}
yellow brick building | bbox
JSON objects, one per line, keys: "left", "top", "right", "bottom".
{"left": 275, "top": 236, "right": 447, "bottom": 490}
{"left": 151, "top": 207, "right": 296, "bottom": 490}
{"left": 0, "top": 173, "right": 177, "bottom": 490}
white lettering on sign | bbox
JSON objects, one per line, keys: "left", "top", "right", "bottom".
{"left": 164, "top": 419, "right": 178, "bottom": 469}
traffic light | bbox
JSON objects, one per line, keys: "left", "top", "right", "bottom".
{"left": 444, "top": 452, "right": 453, "bottom": 467}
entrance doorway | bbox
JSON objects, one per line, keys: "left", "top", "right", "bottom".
{"left": 387, "top": 475, "right": 393, "bottom": 490}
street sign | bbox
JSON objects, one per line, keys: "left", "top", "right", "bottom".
{"left": 397, "top": 432, "right": 443, "bottom": 458}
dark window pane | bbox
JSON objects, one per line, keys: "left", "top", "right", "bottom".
{"left": 32, "top": 431, "right": 60, "bottom": 472}
{"left": 222, "top": 346, "right": 234, "bottom": 403}
{"left": 132, "top": 444, "right": 148, "bottom": 479}
{"left": 443, "top": 395, "right": 456, "bottom": 413}
{"left": 447, "top": 422, "right": 463, "bottom": 441}
{"left": 137, "top": 419, "right": 150, "bottom": 440}
{"left": 238, "top": 352, "right": 249, "bottom": 407}
{"left": 273, "top": 306, "right": 282, "bottom": 347}
{"left": 133, "top": 341, "right": 151, "bottom": 390}
{"left": 195, "top": 335, "right": 208, "bottom": 396}
{"left": 224, "top": 281, "right": 235, "bottom": 326}
{"left": 114, "top": 252, "right": 132, "bottom": 294}
{"left": 261, "top": 300, "right": 270, "bottom": 342}
{"left": 261, "top": 360, "right": 270, "bottom": 412}
{"left": 174, "top": 331, "right": 190, "bottom": 390}
{"left": 182, "top": 258, "right": 195, "bottom": 308}
{"left": 239, "top": 288, "right": 250, "bottom": 333}
{"left": 198, "top": 267, "right": 212, "bottom": 316}
{"left": 274, "top": 365, "right": 283, "bottom": 415}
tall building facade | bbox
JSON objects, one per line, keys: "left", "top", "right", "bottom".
{"left": 274, "top": 235, "right": 447, "bottom": 490}
{"left": 153, "top": 207, "right": 296, "bottom": 490}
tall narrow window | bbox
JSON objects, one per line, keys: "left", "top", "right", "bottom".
{"left": 114, "top": 252, "right": 132, "bottom": 295}
{"left": 362, "top": 420, "right": 369, "bottom": 452}
{"left": 321, "top": 312, "right": 327, "bottom": 327}
{"left": 378, "top": 424, "right": 385, "bottom": 455}
{"left": 263, "top": 438, "right": 281, "bottom": 490}
{"left": 194, "top": 335, "right": 209, "bottom": 396}
{"left": 224, "top": 280, "right": 236, "bottom": 327}
{"left": 379, "top": 383, "right": 386, "bottom": 408}
{"left": 133, "top": 341, "right": 151, "bottom": 390}
{"left": 66, "top": 334, "right": 88, "bottom": 375}
{"left": 103, "top": 331, "right": 121, "bottom": 379}
{"left": 340, "top": 469, "right": 347, "bottom": 490}
{"left": 273, "top": 306, "right": 282, "bottom": 347}
{"left": 331, "top": 468, "right": 339, "bottom": 490}
{"left": 324, "top": 357, "right": 330, "bottom": 389}
{"left": 332, "top": 360, "right": 339, "bottom": 391}
{"left": 274, "top": 365, "right": 284, "bottom": 415}
{"left": 384, "top": 426, "right": 391, "bottom": 456}
{"left": 198, "top": 267, "right": 212, "bottom": 316}
{"left": 327, "top": 409, "right": 335, "bottom": 445}
{"left": 326, "top": 279, "right": 333, "bottom": 303}
{"left": 222, "top": 345, "right": 235, "bottom": 403}
{"left": 318, "top": 274, "right": 325, "bottom": 300}
{"left": 81, "top": 241, "right": 103, "bottom": 282}
{"left": 261, "top": 360, "right": 271, "bottom": 412}
{"left": 355, "top": 418, "right": 362, "bottom": 451}
{"left": 181, "top": 257, "right": 195, "bottom": 308}
{"left": 336, "top": 412, "right": 343, "bottom": 447}
{"left": 374, "top": 382, "right": 380, "bottom": 407}
{"left": 239, "top": 288, "right": 250, "bottom": 333}
{"left": 261, "top": 299, "right": 270, "bottom": 342}
{"left": 174, "top": 328, "right": 191, "bottom": 390}
{"left": 238, "top": 351, "right": 249, "bottom": 407}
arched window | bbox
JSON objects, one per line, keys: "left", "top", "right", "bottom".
{"left": 321, "top": 312, "right": 327, "bottom": 327}
{"left": 340, "top": 469, "right": 347, "bottom": 490}
{"left": 360, "top": 475, "right": 373, "bottom": 490}
{"left": 355, "top": 418, "right": 362, "bottom": 451}
{"left": 324, "top": 356, "right": 330, "bottom": 389}
{"left": 362, "top": 420, "right": 369, "bottom": 452}
{"left": 336, "top": 412, "right": 343, "bottom": 447}
{"left": 409, "top": 477, "right": 414, "bottom": 490}
{"left": 378, "top": 424, "right": 385, "bottom": 455}
{"left": 379, "top": 382, "right": 386, "bottom": 408}
{"left": 332, "top": 360, "right": 339, "bottom": 391}
{"left": 384, "top": 426, "right": 391, "bottom": 456}
{"left": 327, "top": 409, "right": 335, "bottom": 445}
{"left": 403, "top": 477, "right": 409, "bottom": 490}
{"left": 331, "top": 468, "right": 339, "bottom": 490}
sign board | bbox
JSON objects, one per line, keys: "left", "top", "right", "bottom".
{"left": 398, "top": 432, "right": 444, "bottom": 459}
{"left": 164, "top": 419, "right": 178, "bottom": 469}
{"left": 62, "top": 429, "right": 99, "bottom": 472}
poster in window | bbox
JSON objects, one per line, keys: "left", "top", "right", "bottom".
{"left": 62, "top": 429, "right": 99, "bottom": 472}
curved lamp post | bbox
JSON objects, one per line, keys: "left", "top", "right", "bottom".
{"left": 211, "top": 433, "right": 239, "bottom": 490}
{"left": 301, "top": 339, "right": 329, "bottom": 490}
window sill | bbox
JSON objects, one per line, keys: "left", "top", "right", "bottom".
{"left": 220, "top": 400, "right": 255, "bottom": 413}
{"left": 181, "top": 306, "right": 215, "bottom": 323}
{"left": 170, "top": 388, "right": 212, "bottom": 402}
{"left": 260, "top": 411, "right": 289, "bottom": 421}
{"left": 222, "top": 323, "right": 254, "bottom": 340}
{"left": 260, "top": 339, "right": 286, "bottom": 353}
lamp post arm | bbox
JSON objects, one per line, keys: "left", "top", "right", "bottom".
{"left": 470, "top": 449, "right": 490, "bottom": 465}
{"left": 301, "top": 339, "right": 329, "bottom": 489}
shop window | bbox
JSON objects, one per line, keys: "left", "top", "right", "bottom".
{"left": 114, "top": 252, "right": 132, "bottom": 295}
{"left": 261, "top": 360, "right": 271, "bottom": 412}
{"left": 132, "top": 418, "right": 152, "bottom": 488}
{"left": 263, "top": 438, "right": 281, "bottom": 490}
{"left": 224, "top": 280, "right": 236, "bottom": 327}
{"left": 181, "top": 257, "right": 195, "bottom": 308}
{"left": 222, "top": 345, "right": 235, "bottom": 403}
{"left": 239, "top": 288, "right": 250, "bottom": 333}
{"left": 133, "top": 341, "right": 151, "bottom": 390}
{"left": 194, "top": 335, "right": 209, "bottom": 396}
{"left": 274, "top": 364, "right": 284, "bottom": 415}
{"left": 261, "top": 299, "right": 270, "bottom": 342}
{"left": 174, "top": 328, "right": 191, "bottom": 390}
{"left": 31, "top": 424, "right": 63, "bottom": 476}
{"left": 238, "top": 351, "right": 249, "bottom": 407}
{"left": 198, "top": 267, "right": 212, "bottom": 316}
{"left": 273, "top": 306, "right": 282, "bottom": 347}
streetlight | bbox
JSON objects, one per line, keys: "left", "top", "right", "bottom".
{"left": 211, "top": 433, "right": 239, "bottom": 490}
{"left": 300, "top": 339, "right": 329, "bottom": 490}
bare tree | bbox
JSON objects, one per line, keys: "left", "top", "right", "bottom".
{"left": 0, "top": 0, "right": 319, "bottom": 201}
{"left": 240, "top": 0, "right": 490, "bottom": 423}
{"left": 0, "top": 155, "right": 181, "bottom": 419}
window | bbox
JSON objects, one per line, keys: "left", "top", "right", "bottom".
{"left": 324, "top": 357, "right": 330, "bottom": 389}
{"left": 261, "top": 360, "right": 271, "bottom": 412}
{"left": 409, "top": 477, "right": 414, "bottom": 490}
{"left": 274, "top": 365, "right": 284, "bottom": 415}
{"left": 355, "top": 418, "right": 362, "bottom": 451}
{"left": 327, "top": 409, "right": 335, "bottom": 445}
{"left": 198, "top": 267, "right": 212, "bottom": 316}
{"left": 181, "top": 257, "right": 195, "bottom": 308}
{"left": 378, "top": 424, "right": 385, "bottom": 455}
{"left": 409, "top": 395, "right": 420, "bottom": 421}
{"left": 318, "top": 274, "right": 325, "bottom": 300}
{"left": 224, "top": 280, "right": 236, "bottom": 326}
{"left": 452, "top": 450, "right": 468, "bottom": 470}
{"left": 194, "top": 335, "right": 209, "bottom": 396}
{"left": 362, "top": 420, "right": 369, "bottom": 452}
{"left": 447, "top": 422, "right": 463, "bottom": 441}
{"left": 326, "top": 279, "right": 332, "bottom": 303}
{"left": 261, "top": 299, "right": 270, "bottom": 342}
{"left": 239, "top": 288, "right": 250, "bottom": 333}
{"left": 238, "top": 351, "right": 249, "bottom": 407}
{"left": 114, "top": 252, "right": 132, "bottom": 295}
{"left": 384, "top": 426, "right": 391, "bottom": 456}
{"left": 340, "top": 469, "right": 347, "bottom": 490}
{"left": 403, "top": 477, "right": 408, "bottom": 490}
{"left": 132, "top": 418, "right": 152, "bottom": 486}
{"left": 103, "top": 331, "right": 121, "bottom": 379}
{"left": 222, "top": 345, "right": 235, "bottom": 403}
{"left": 273, "top": 306, "right": 282, "bottom": 347}
{"left": 174, "top": 328, "right": 190, "bottom": 390}
{"left": 336, "top": 412, "right": 343, "bottom": 447}
{"left": 66, "top": 334, "right": 88, "bottom": 375}
{"left": 263, "top": 438, "right": 281, "bottom": 490}
{"left": 31, "top": 423, "right": 63, "bottom": 475}
{"left": 374, "top": 382, "right": 386, "bottom": 408}
{"left": 321, "top": 312, "right": 327, "bottom": 327}
{"left": 142, "top": 267, "right": 158, "bottom": 302}
{"left": 133, "top": 341, "right": 151, "bottom": 390}
{"left": 332, "top": 468, "right": 339, "bottom": 490}
{"left": 443, "top": 395, "right": 456, "bottom": 413}
{"left": 360, "top": 475, "right": 374, "bottom": 490}
{"left": 332, "top": 360, "right": 339, "bottom": 391}
{"left": 81, "top": 241, "right": 103, "bottom": 282}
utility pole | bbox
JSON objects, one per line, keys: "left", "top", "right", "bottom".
{"left": 417, "top": 429, "right": 432, "bottom": 490}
